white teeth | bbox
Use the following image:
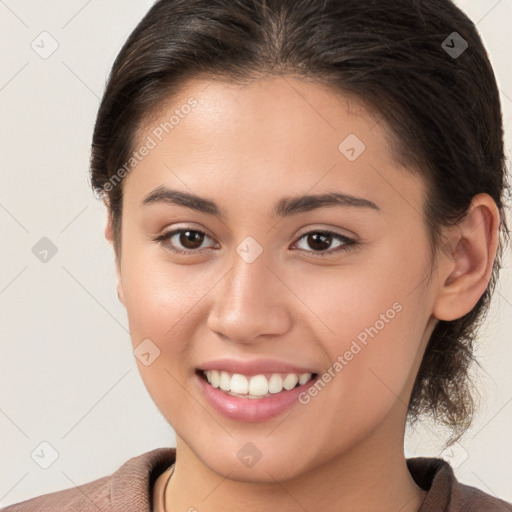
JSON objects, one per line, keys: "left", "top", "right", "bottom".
{"left": 210, "top": 370, "right": 220, "bottom": 388}
{"left": 230, "top": 374, "right": 249, "bottom": 394}
{"left": 203, "top": 370, "right": 314, "bottom": 398}
{"left": 219, "top": 371, "right": 231, "bottom": 391}
{"left": 283, "top": 373, "right": 299, "bottom": 390}
{"left": 298, "top": 373, "right": 311, "bottom": 385}
{"left": 248, "top": 374, "right": 269, "bottom": 396}
{"left": 268, "top": 374, "right": 283, "bottom": 393}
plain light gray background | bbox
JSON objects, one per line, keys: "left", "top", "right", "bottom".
{"left": 1, "top": 0, "right": 511, "bottom": 507}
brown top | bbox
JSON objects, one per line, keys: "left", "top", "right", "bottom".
{"left": 1, "top": 447, "right": 511, "bottom": 511}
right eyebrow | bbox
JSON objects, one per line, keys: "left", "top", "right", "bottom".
{"left": 272, "top": 191, "right": 380, "bottom": 217}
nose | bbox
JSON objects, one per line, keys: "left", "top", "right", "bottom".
{"left": 206, "top": 246, "right": 292, "bottom": 343}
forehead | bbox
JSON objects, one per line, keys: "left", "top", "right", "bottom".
{"left": 138, "top": 75, "right": 384, "bottom": 152}
{"left": 125, "top": 76, "right": 424, "bottom": 218}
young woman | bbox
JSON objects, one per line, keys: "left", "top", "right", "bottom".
{"left": 3, "top": 0, "right": 511, "bottom": 510}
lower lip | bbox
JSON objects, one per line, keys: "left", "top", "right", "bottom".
{"left": 195, "top": 371, "right": 318, "bottom": 422}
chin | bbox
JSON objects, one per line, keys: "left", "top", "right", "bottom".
{"left": 186, "top": 435, "right": 317, "bottom": 484}
{"left": 209, "top": 456, "right": 306, "bottom": 483}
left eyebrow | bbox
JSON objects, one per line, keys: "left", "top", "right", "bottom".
{"left": 273, "top": 191, "right": 380, "bottom": 217}
{"left": 142, "top": 185, "right": 380, "bottom": 219}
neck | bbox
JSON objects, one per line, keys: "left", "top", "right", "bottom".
{"left": 162, "top": 417, "right": 427, "bottom": 512}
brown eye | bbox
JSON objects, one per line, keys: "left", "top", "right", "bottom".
{"left": 178, "top": 230, "right": 205, "bottom": 249}
{"left": 293, "top": 230, "right": 357, "bottom": 257}
{"left": 305, "top": 232, "right": 332, "bottom": 251}
{"left": 156, "top": 228, "right": 215, "bottom": 254}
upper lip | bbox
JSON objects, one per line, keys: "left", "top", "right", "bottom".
{"left": 197, "top": 358, "right": 318, "bottom": 376}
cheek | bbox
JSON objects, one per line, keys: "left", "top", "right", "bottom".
{"left": 289, "top": 247, "right": 427, "bottom": 347}
{"left": 118, "top": 253, "right": 206, "bottom": 395}
{"left": 290, "top": 243, "right": 430, "bottom": 403}
{"left": 119, "top": 256, "right": 208, "bottom": 423}
{"left": 121, "top": 252, "right": 207, "bottom": 341}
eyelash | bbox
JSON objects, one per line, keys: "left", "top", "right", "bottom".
{"left": 154, "top": 228, "right": 358, "bottom": 257}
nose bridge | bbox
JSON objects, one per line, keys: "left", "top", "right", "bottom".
{"left": 229, "top": 239, "right": 269, "bottom": 302}
{"left": 207, "top": 238, "right": 291, "bottom": 341}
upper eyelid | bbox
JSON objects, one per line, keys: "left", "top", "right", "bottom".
{"left": 159, "top": 227, "right": 355, "bottom": 249}
{"left": 294, "top": 226, "right": 355, "bottom": 241}
{"left": 160, "top": 221, "right": 355, "bottom": 238}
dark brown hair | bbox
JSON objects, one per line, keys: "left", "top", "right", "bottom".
{"left": 90, "top": 0, "right": 509, "bottom": 444}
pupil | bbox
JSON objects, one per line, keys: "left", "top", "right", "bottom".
{"left": 180, "top": 230, "right": 204, "bottom": 249}
{"left": 308, "top": 232, "right": 330, "bottom": 251}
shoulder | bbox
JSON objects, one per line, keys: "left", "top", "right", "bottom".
{"left": 407, "top": 457, "right": 512, "bottom": 511}
{"left": 456, "top": 481, "right": 512, "bottom": 511}
{"left": 1, "top": 447, "right": 176, "bottom": 512}
{"left": 0, "top": 474, "right": 112, "bottom": 512}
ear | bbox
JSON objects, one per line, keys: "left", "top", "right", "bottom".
{"left": 104, "top": 211, "right": 125, "bottom": 306}
{"left": 433, "top": 193, "right": 500, "bottom": 321}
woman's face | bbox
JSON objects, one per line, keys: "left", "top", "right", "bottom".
{"left": 114, "top": 76, "right": 442, "bottom": 480}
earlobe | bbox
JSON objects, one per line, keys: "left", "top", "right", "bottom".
{"left": 115, "top": 258, "right": 125, "bottom": 306}
{"left": 117, "top": 283, "right": 125, "bottom": 305}
{"left": 104, "top": 212, "right": 125, "bottom": 305}
{"left": 433, "top": 193, "right": 500, "bottom": 321}
{"left": 104, "top": 213, "right": 114, "bottom": 243}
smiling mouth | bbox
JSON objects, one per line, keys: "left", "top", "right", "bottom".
{"left": 196, "top": 369, "right": 318, "bottom": 399}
